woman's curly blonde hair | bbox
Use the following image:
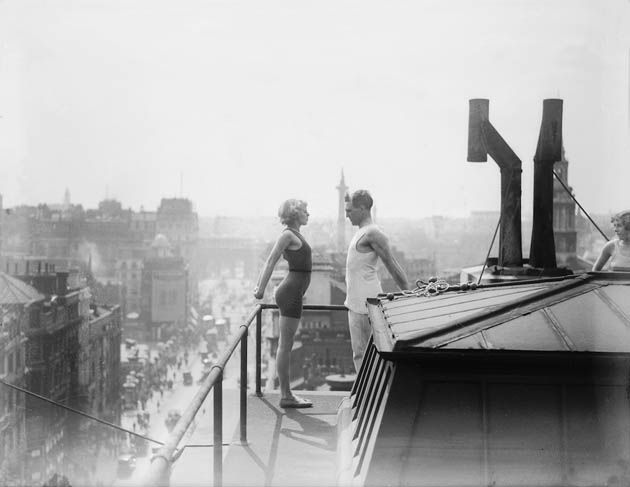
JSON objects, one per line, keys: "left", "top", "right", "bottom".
{"left": 611, "top": 210, "right": 630, "bottom": 231}
{"left": 278, "top": 199, "right": 307, "bottom": 225}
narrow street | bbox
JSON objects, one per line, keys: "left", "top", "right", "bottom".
{"left": 113, "top": 340, "right": 243, "bottom": 486}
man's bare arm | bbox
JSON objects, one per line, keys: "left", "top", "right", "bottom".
{"left": 366, "top": 228, "right": 409, "bottom": 290}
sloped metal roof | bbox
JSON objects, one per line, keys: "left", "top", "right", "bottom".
{"left": 366, "top": 272, "right": 630, "bottom": 353}
{"left": 0, "top": 272, "right": 45, "bottom": 304}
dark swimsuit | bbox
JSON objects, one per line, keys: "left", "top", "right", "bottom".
{"left": 275, "top": 228, "right": 312, "bottom": 319}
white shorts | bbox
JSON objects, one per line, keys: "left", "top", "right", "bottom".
{"left": 348, "top": 310, "right": 372, "bottom": 373}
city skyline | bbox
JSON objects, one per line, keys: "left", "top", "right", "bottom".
{"left": 0, "top": 1, "right": 629, "bottom": 220}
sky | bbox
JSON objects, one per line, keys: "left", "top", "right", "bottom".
{"left": 0, "top": 0, "right": 629, "bottom": 220}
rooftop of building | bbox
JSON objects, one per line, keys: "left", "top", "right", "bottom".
{"left": 0, "top": 271, "right": 45, "bottom": 304}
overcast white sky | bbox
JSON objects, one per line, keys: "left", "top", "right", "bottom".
{"left": 0, "top": 0, "right": 628, "bottom": 219}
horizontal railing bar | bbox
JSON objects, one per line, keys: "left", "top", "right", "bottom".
{"left": 260, "top": 303, "right": 348, "bottom": 311}
{"left": 180, "top": 443, "right": 232, "bottom": 448}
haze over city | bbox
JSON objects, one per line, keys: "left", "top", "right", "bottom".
{"left": 1, "top": 0, "right": 629, "bottom": 220}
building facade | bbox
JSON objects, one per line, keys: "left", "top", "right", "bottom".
{"left": 0, "top": 273, "right": 41, "bottom": 486}
{"left": 1, "top": 261, "right": 122, "bottom": 486}
{"left": 140, "top": 236, "right": 189, "bottom": 341}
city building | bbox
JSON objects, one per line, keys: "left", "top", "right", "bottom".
{"left": 69, "top": 300, "right": 122, "bottom": 486}
{"left": 15, "top": 266, "right": 86, "bottom": 485}
{"left": 3, "top": 260, "right": 121, "bottom": 486}
{"left": 156, "top": 198, "right": 199, "bottom": 308}
{"left": 156, "top": 198, "right": 198, "bottom": 265}
{"left": 116, "top": 254, "right": 144, "bottom": 316}
{"left": 0, "top": 272, "right": 41, "bottom": 486}
{"left": 0, "top": 193, "right": 3, "bottom": 255}
{"left": 140, "top": 235, "right": 188, "bottom": 341}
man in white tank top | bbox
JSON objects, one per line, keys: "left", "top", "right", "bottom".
{"left": 344, "top": 190, "right": 409, "bottom": 373}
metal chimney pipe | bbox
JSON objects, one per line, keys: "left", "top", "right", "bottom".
{"left": 468, "top": 99, "right": 489, "bottom": 163}
{"left": 468, "top": 99, "right": 523, "bottom": 267}
{"left": 529, "top": 99, "right": 563, "bottom": 269}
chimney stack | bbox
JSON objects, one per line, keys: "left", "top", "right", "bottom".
{"left": 529, "top": 99, "right": 563, "bottom": 269}
{"left": 468, "top": 99, "right": 523, "bottom": 267}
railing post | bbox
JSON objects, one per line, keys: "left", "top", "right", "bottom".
{"left": 240, "top": 328, "right": 248, "bottom": 444}
{"left": 213, "top": 372, "right": 223, "bottom": 487}
{"left": 255, "top": 307, "right": 262, "bottom": 397}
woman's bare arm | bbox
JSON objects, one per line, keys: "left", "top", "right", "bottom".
{"left": 254, "top": 231, "right": 294, "bottom": 299}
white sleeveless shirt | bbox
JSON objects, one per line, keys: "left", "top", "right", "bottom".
{"left": 610, "top": 238, "right": 630, "bottom": 270}
{"left": 345, "top": 224, "right": 383, "bottom": 313}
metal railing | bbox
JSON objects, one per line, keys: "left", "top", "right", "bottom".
{"left": 144, "top": 303, "right": 347, "bottom": 487}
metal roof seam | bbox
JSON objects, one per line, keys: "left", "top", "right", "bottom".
{"left": 428, "top": 282, "right": 606, "bottom": 349}
{"left": 593, "top": 287, "right": 630, "bottom": 330}
{"left": 540, "top": 308, "right": 575, "bottom": 351}
{"left": 426, "top": 284, "right": 601, "bottom": 349}
{"left": 479, "top": 331, "right": 492, "bottom": 349}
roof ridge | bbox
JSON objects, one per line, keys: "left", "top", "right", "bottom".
{"left": 0, "top": 272, "right": 45, "bottom": 304}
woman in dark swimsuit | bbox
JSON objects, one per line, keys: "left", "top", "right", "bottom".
{"left": 254, "top": 199, "right": 313, "bottom": 408}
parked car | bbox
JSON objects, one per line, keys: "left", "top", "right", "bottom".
{"left": 183, "top": 371, "right": 193, "bottom": 386}
{"left": 117, "top": 454, "right": 137, "bottom": 478}
{"left": 165, "top": 409, "right": 182, "bottom": 433}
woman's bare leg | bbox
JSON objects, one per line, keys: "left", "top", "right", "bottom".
{"left": 276, "top": 316, "right": 300, "bottom": 399}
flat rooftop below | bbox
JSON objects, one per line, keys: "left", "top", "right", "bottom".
{"left": 171, "top": 391, "right": 348, "bottom": 487}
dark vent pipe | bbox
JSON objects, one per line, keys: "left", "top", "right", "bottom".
{"left": 468, "top": 99, "right": 523, "bottom": 267}
{"left": 529, "top": 99, "right": 563, "bottom": 268}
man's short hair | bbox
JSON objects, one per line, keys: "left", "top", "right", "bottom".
{"left": 346, "top": 190, "right": 373, "bottom": 210}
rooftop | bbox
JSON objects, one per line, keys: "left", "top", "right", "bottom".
{"left": 0, "top": 271, "right": 45, "bottom": 304}
{"left": 366, "top": 272, "right": 630, "bottom": 354}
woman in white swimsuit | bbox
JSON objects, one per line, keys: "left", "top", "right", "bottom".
{"left": 592, "top": 210, "right": 630, "bottom": 271}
